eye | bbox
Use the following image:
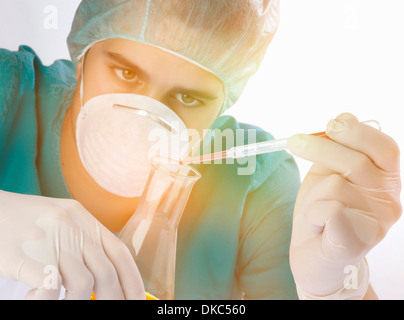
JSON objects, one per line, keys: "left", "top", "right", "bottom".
{"left": 114, "top": 68, "right": 139, "bottom": 82}
{"left": 175, "top": 93, "right": 200, "bottom": 107}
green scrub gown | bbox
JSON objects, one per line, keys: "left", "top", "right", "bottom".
{"left": 0, "top": 46, "right": 301, "bottom": 299}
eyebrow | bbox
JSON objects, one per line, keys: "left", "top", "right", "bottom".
{"left": 104, "top": 50, "right": 150, "bottom": 81}
{"left": 104, "top": 50, "right": 220, "bottom": 101}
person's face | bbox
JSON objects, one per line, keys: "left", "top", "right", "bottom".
{"left": 75, "top": 38, "right": 226, "bottom": 136}
{"left": 64, "top": 38, "right": 225, "bottom": 232}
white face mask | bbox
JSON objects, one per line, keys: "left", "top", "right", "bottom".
{"left": 76, "top": 93, "right": 189, "bottom": 198}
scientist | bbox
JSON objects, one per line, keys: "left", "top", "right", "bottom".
{"left": 0, "top": 0, "right": 401, "bottom": 299}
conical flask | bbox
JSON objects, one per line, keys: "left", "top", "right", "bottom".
{"left": 119, "top": 156, "right": 201, "bottom": 300}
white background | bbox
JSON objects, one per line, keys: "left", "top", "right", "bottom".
{"left": 0, "top": 0, "right": 403, "bottom": 299}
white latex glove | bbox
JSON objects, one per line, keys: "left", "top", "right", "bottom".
{"left": 0, "top": 190, "right": 145, "bottom": 300}
{"left": 288, "top": 113, "right": 402, "bottom": 299}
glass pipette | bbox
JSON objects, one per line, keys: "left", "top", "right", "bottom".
{"left": 180, "top": 120, "right": 381, "bottom": 165}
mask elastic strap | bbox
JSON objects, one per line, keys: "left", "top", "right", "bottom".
{"left": 79, "top": 50, "right": 87, "bottom": 108}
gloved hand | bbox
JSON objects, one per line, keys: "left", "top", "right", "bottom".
{"left": 0, "top": 190, "right": 145, "bottom": 300}
{"left": 288, "top": 113, "right": 402, "bottom": 299}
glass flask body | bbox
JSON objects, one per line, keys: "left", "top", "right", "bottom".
{"left": 119, "top": 156, "right": 201, "bottom": 300}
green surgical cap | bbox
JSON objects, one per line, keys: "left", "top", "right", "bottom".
{"left": 67, "top": 0, "right": 280, "bottom": 113}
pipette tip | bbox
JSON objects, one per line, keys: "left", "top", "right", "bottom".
{"left": 180, "top": 151, "right": 228, "bottom": 165}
